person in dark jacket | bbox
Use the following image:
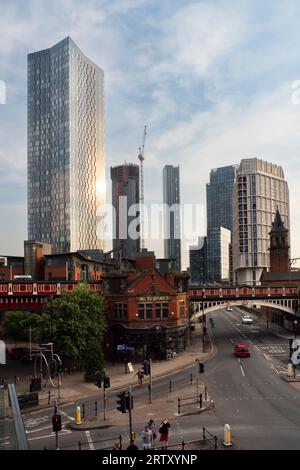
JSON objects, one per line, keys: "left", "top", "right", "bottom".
{"left": 127, "top": 439, "right": 139, "bottom": 451}
{"left": 159, "top": 418, "right": 170, "bottom": 450}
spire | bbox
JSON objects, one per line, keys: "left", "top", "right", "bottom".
{"left": 270, "top": 207, "right": 287, "bottom": 233}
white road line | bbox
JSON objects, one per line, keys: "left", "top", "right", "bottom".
{"left": 60, "top": 410, "right": 75, "bottom": 421}
{"left": 85, "top": 430, "right": 95, "bottom": 450}
{"left": 26, "top": 421, "right": 69, "bottom": 434}
{"left": 27, "top": 428, "right": 72, "bottom": 441}
{"left": 229, "top": 338, "right": 234, "bottom": 344}
{"left": 240, "top": 365, "right": 245, "bottom": 377}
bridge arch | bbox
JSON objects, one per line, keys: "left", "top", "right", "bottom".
{"left": 190, "top": 299, "right": 296, "bottom": 322}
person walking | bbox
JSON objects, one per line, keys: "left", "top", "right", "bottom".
{"left": 148, "top": 419, "right": 157, "bottom": 448}
{"left": 142, "top": 425, "right": 153, "bottom": 450}
{"left": 158, "top": 417, "right": 170, "bottom": 450}
{"left": 135, "top": 368, "right": 144, "bottom": 388}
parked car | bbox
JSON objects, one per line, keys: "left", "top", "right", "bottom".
{"left": 242, "top": 315, "right": 253, "bottom": 324}
{"left": 8, "top": 347, "right": 30, "bottom": 360}
{"left": 234, "top": 343, "right": 251, "bottom": 358}
{"left": 226, "top": 307, "right": 233, "bottom": 311}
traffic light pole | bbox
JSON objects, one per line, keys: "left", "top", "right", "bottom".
{"left": 149, "top": 358, "right": 152, "bottom": 404}
{"left": 103, "top": 386, "right": 106, "bottom": 421}
{"left": 128, "top": 386, "right": 133, "bottom": 439}
{"left": 55, "top": 431, "right": 59, "bottom": 450}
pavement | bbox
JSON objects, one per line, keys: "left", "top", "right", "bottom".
{"left": 2, "top": 323, "right": 216, "bottom": 413}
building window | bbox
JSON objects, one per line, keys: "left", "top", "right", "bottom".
{"left": 138, "top": 303, "right": 152, "bottom": 320}
{"left": 114, "top": 303, "right": 128, "bottom": 320}
{"left": 179, "top": 300, "right": 185, "bottom": 318}
{"left": 155, "top": 303, "right": 169, "bottom": 319}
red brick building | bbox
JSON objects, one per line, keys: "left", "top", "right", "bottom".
{"left": 103, "top": 251, "right": 189, "bottom": 360}
{"left": 260, "top": 209, "right": 300, "bottom": 331}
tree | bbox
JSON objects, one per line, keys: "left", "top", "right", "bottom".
{"left": 34, "top": 284, "right": 107, "bottom": 381}
{"left": 4, "top": 311, "right": 41, "bottom": 343}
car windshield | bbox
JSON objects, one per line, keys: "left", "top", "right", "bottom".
{"left": 238, "top": 348, "right": 248, "bottom": 352}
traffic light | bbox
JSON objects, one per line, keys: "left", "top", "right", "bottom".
{"left": 116, "top": 391, "right": 126, "bottom": 413}
{"left": 95, "top": 373, "right": 102, "bottom": 389}
{"left": 52, "top": 413, "right": 62, "bottom": 433}
{"left": 125, "top": 394, "right": 133, "bottom": 411}
{"left": 103, "top": 376, "right": 110, "bottom": 389}
{"left": 141, "top": 360, "right": 150, "bottom": 375}
{"left": 199, "top": 362, "right": 205, "bottom": 374}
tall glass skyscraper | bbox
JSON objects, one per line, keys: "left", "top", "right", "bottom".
{"left": 111, "top": 164, "right": 140, "bottom": 260}
{"left": 163, "top": 165, "right": 181, "bottom": 271}
{"left": 206, "top": 165, "right": 238, "bottom": 233}
{"left": 27, "top": 37, "right": 105, "bottom": 254}
{"left": 206, "top": 165, "right": 238, "bottom": 283}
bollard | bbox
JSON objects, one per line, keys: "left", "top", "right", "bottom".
{"left": 190, "top": 373, "right": 193, "bottom": 384}
{"left": 119, "top": 435, "right": 122, "bottom": 450}
{"left": 95, "top": 400, "right": 98, "bottom": 416}
{"left": 178, "top": 397, "right": 181, "bottom": 414}
{"left": 75, "top": 406, "right": 82, "bottom": 425}
{"left": 169, "top": 380, "right": 172, "bottom": 393}
{"left": 223, "top": 424, "right": 232, "bottom": 447}
{"left": 78, "top": 441, "right": 82, "bottom": 450}
{"left": 199, "top": 393, "right": 203, "bottom": 409}
{"left": 182, "top": 441, "right": 185, "bottom": 450}
{"left": 48, "top": 390, "right": 51, "bottom": 405}
{"left": 288, "top": 363, "right": 293, "bottom": 377}
{"left": 203, "top": 427, "right": 206, "bottom": 441}
{"left": 204, "top": 385, "right": 207, "bottom": 401}
{"left": 82, "top": 403, "right": 85, "bottom": 419}
{"left": 214, "top": 436, "right": 218, "bottom": 449}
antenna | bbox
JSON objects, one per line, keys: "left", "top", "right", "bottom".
{"left": 138, "top": 125, "right": 147, "bottom": 249}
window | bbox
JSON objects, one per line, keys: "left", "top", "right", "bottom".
{"left": 155, "top": 303, "right": 169, "bottom": 319}
{"left": 180, "top": 300, "right": 185, "bottom": 318}
{"left": 138, "top": 303, "right": 152, "bottom": 320}
{"left": 114, "top": 303, "right": 128, "bottom": 320}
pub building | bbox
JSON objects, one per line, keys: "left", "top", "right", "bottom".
{"left": 103, "top": 250, "right": 189, "bottom": 361}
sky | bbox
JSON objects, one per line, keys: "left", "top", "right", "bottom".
{"left": 1, "top": 0, "right": 300, "bottom": 269}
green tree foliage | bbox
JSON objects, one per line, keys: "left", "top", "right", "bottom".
{"left": 35, "top": 284, "right": 107, "bottom": 380}
{"left": 4, "top": 311, "right": 41, "bottom": 341}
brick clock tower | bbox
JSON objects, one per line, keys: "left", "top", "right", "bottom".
{"left": 269, "top": 208, "right": 289, "bottom": 273}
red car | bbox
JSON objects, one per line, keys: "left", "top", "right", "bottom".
{"left": 234, "top": 344, "right": 250, "bottom": 358}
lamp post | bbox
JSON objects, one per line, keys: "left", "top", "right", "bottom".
{"left": 294, "top": 320, "right": 298, "bottom": 340}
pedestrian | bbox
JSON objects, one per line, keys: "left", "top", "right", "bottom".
{"left": 142, "top": 425, "right": 153, "bottom": 450}
{"left": 126, "top": 439, "right": 139, "bottom": 452}
{"left": 148, "top": 419, "right": 157, "bottom": 448}
{"left": 135, "top": 368, "right": 144, "bottom": 388}
{"left": 158, "top": 417, "right": 170, "bottom": 450}
{"left": 112, "top": 442, "right": 121, "bottom": 451}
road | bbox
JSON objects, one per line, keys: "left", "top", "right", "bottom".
{"left": 21, "top": 307, "right": 300, "bottom": 450}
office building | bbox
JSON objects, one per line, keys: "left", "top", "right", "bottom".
{"left": 163, "top": 165, "right": 181, "bottom": 271}
{"left": 189, "top": 237, "right": 208, "bottom": 285}
{"left": 111, "top": 164, "right": 140, "bottom": 260}
{"left": 232, "top": 158, "right": 290, "bottom": 285}
{"left": 27, "top": 36, "right": 105, "bottom": 254}
{"left": 207, "top": 227, "right": 231, "bottom": 284}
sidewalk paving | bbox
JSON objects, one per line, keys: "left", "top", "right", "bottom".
{"left": 9, "top": 324, "right": 216, "bottom": 412}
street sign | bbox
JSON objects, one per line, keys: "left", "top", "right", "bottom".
{"left": 127, "top": 362, "right": 134, "bottom": 373}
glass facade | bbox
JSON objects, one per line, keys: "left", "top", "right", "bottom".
{"left": 163, "top": 165, "right": 181, "bottom": 271}
{"left": 27, "top": 37, "right": 105, "bottom": 254}
{"left": 189, "top": 237, "right": 208, "bottom": 285}
{"left": 206, "top": 165, "right": 238, "bottom": 233}
{"left": 111, "top": 164, "right": 140, "bottom": 260}
{"left": 206, "top": 165, "right": 237, "bottom": 283}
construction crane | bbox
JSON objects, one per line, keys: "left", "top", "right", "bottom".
{"left": 138, "top": 125, "right": 147, "bottom": 249}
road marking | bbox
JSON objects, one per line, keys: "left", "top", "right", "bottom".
{"left": 60, "top": 410, "right": 75, "bottom": 421}
{"left": 23, "top": 401, "right": 75, "bottom": 417}
{"left": 27, "top": 428, "right": 72, "bottom": 441}
{"left": 85, "top": 430, "right": 95, "bottom": 450}
{"left": 263, "top": 354, "right": 272, "bottom": 361}
{"left": 26, "top": 421, "right": 69, "bottom": 434}
{"left": 229, "top": 338, "right": 234, "bottom": 344}
{"left": 240, "top": 365, "right": 245, "bottom": 377}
